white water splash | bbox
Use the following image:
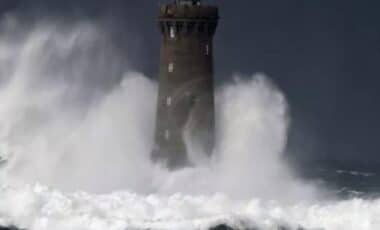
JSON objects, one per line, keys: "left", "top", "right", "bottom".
{"left": 0, "top": 18, "right": 378, "bottom": 230}
{"left": 0, "top": 184, "right": 379, "bottom": 230}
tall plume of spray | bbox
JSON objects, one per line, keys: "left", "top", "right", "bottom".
{"left": 0, "top": 15, "right": 322, "bottom": 205}
{"left": 0, "top": 17, "right": 157, "bottom": 193}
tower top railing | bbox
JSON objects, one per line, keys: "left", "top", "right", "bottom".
{"left": 158, "top": 0, "right": 218, "bottom": 21}
{"left": 175, "top": 0, "right": 201, "bottom": 6}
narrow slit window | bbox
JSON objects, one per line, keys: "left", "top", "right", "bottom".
{"left": 170, "top": 26, "right": 175, "bottom": 38}
{"left": 168, "top": 62, "right": 174, "bottom": 73}
{"left": 165, "top": 130, "right": 170, "bottom": 140}
{"left": 166, "top": 97, "right": 172, "bottom": 106}
{"left": 206, "top": 44, "right": 210, "bottom": 55}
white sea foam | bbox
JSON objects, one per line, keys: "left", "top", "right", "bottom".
{"left": 0, "top": 18, "right": 378, "bottom": 230}
{"left": 0, "top": 184, "right": 379, "bottom": 230}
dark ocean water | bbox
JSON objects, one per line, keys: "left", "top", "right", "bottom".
{"left": 303, "top": 167, "right": 380, "bottom": 199}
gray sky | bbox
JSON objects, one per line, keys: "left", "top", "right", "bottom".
{"left": 2, "top": 0, "right": 380, "bottom": 171}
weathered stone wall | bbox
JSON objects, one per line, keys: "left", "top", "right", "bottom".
{"left": 152, "top": 1, "right": 218, "bottom": 168}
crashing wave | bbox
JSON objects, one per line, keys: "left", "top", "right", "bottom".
{"left": 1, "top": 184, "right": 379, "bottom": 230}
{"left": 0, "top": 17, "right": 378, "bottom": 230}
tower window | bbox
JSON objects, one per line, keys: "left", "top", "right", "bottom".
{"left": 168, "top": 62, "right": 174, "bottom": 72}
{"left": 206, "top": 44, "right": 210, "bottom": 55}
{"left": 166, "top": 97, "right": 172, "bottom": 106}
{"left": 165, "top": 129, "right": 170, "bottom": 140}
{"left": 170, "top": 26, "right": 175, "bottom": 38}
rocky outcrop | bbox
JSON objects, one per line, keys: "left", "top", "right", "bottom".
{"left": 0, "top": 227, "right": 24, "bottom": 230}
{"left": 209, "top": 224, "right": 246, "bottom": 230}
{"left": 209, "top": 224, "right": 307, "bottom": 230}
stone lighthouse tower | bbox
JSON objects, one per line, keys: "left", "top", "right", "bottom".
{"left": 153, "top": 0, "right": 219, "bottom": 168}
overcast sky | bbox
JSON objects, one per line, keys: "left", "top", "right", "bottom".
{"left": 1, "top": 0, "right": 380, "bottom": 171}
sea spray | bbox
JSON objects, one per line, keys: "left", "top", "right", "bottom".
{"left": 0, "top": 184, "right": 379, "bottom": 230}
{"left": 0, "top": 18, "right": 377, "bottom": 230}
